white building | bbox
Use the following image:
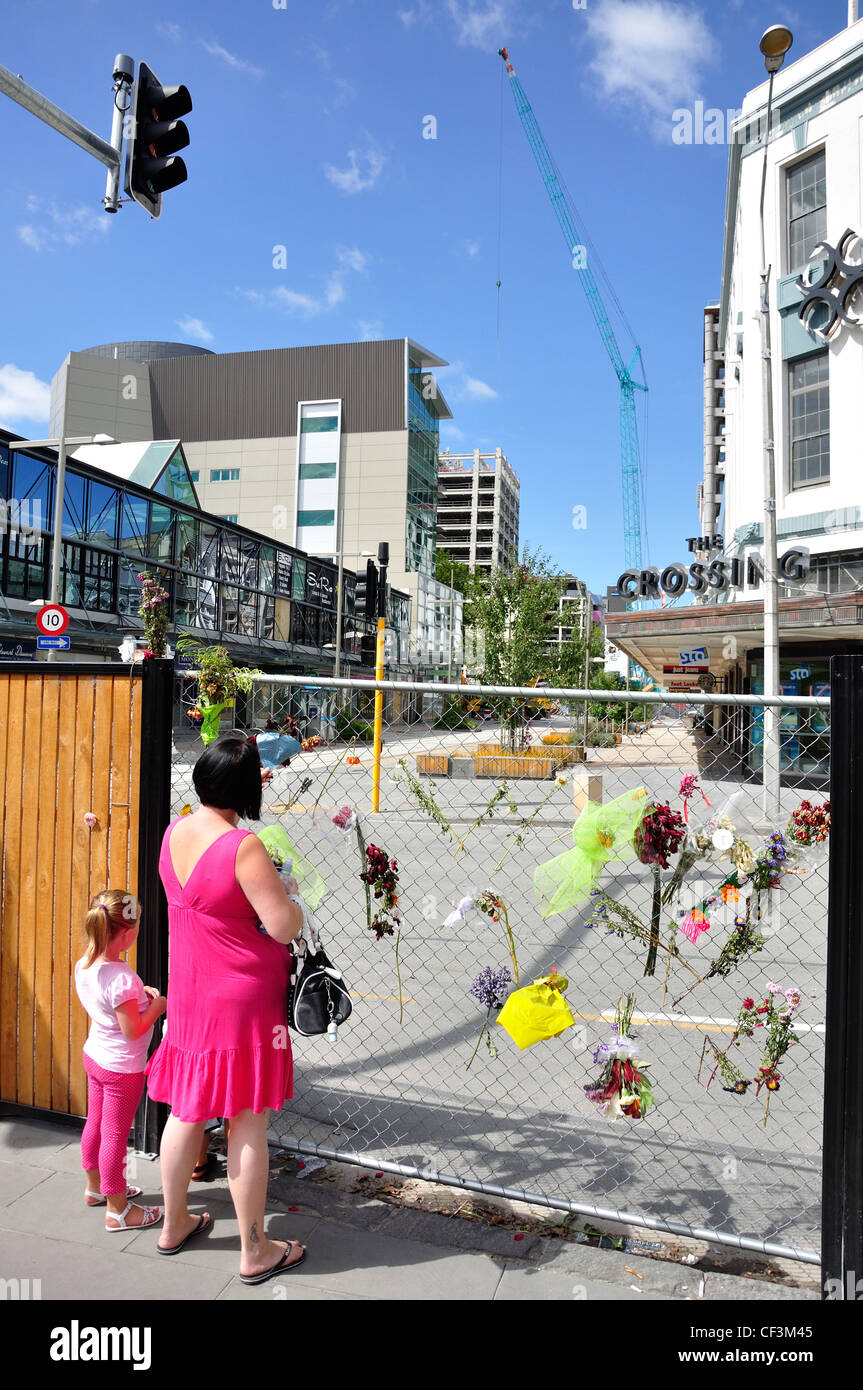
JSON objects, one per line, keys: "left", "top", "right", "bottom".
{"left": 436, "top": 448, "right": 519, "bottom": 574}
{"left": 715, "top": 15, "right": 863, "bottom": 605}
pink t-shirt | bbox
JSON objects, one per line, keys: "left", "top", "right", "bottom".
{"left": 74, "top": 958, "right": 153, "bottom": 1074}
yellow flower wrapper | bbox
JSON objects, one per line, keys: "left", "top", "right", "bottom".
{"left": 258, "top": 824, "right": 327, "bottom": 909}
{"left": 199, "top": 700, "right": 233, "bottom": 746}
{"left": 533, "top": 788, "right": 649, "bottom": 918}
{"left": 496, "top": 972, "right": 576, "bottom": 1049}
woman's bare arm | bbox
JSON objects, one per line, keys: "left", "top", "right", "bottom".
{"left": 235, "top": 835, "right": 304, "bottom": 945}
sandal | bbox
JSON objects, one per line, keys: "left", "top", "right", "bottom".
{"left": 106, "top": 1201, "right": 162, "bottom": 1232}
{"left": 85, "top": 1185, "right": 143, "bottom": 1206}
{"left": 191, "top": 1154, "right": 219, "bottom": 1181}
{"left": 157, "top": 1212, "right": 213, "bottom": 1255}
{"left": 240, "top": 1241, "right": 307, "bottom": 1285}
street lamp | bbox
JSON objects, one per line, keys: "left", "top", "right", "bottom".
{"left": 757, "top": 23, "right": 793, "bottom": 819}
{"left": 10, "top": 430, "right": 115, "bottom": 661}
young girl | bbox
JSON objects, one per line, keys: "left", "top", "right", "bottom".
{"left": 74, "top": 890, "right": 167, "bottom": 1231}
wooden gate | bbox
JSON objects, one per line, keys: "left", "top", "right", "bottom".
{"left": 0, "top": 664, "right": 143, "bottom": 1118}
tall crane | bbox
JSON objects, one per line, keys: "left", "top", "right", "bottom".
{"left": 499, "top": 47, "right": 648, "bottom": 570}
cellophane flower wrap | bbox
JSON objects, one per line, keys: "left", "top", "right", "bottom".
{"left": 258, "top": 824, "right": 326, "bottom": 909}
{"left": 533, "top": 788, "right": 649, "bottom": 918}
{"left": 496, "top": 969, "right": 575, "bottom": 1050}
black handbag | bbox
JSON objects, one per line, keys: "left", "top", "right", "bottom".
{"left": 287, "top": 917, "right": 352, "bottom": 1038}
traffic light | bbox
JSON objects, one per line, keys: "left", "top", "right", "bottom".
{"left": 124, "top": 61, "right": 192, "bottom": 218}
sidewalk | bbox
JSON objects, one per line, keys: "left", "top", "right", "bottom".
{"left": 0, "top": 1113, "right": 818, "bottom": 1301}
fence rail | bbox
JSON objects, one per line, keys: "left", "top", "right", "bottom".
{"left": 171, "top": 674, "right": 831, "bottom": 1261}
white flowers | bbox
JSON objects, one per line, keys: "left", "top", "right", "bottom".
{"left": 712, "top": 828, "right": 734, "bottom": 852}
{"left": 555, "top": 774, "right": 569, "bottom": 787}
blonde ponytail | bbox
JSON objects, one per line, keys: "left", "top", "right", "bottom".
{"left": 82, "top": 889, "right": 140, "bottom": 967}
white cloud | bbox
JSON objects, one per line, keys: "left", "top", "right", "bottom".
{"left": 336, "top": 246, "right": 371, "bottom": 273}
{"left": 323, "top": 144, "right": 386, "bottom": 194}
{"left": 17, "top": 198, "right": 111, "bottom": 252}
{"left": 399, "top": 0, "right": 518, "bottom": 47}
{"left": 584, "top": 0, "right": 715, "bottom": 127}
{"left": 0, "top": 364, "right": 51, "bottom": 426}
{"left": 435, "top": 360, "right": 499, "bottom": 403}
{"left": 176, "top": 317, "right": 214, "bottom": 343}
{"left": 440, "top": 422, "right": 465, "bottom": 440}
{"left": 461, "top": 375, "right": 498, "bottom": 401}
{"left": 200, "top": 39, "right": 264, "bottom": 78}
{"left": 357, "top": 320, "right": 384, "bottom": 340}
{"left": 157, "top": 21, "right": 182, "bottom": 41}
{"left": 464, "top": 240, "right": 480, "bottom": 259}
{"left": 445, "top": 0, "right": 518, "bottom": 49}
{"left": 237, "top": 246, "right": 372, "bottom": 317}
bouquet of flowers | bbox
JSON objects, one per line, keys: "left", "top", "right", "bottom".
{"left": 359, "top": 842, "right": 400, "bottom": 940}
{"left": 466, "top": 966, "right": 513, "bottom": 1068}
{"left": 699, "top": 983, "right": 802, "bottom": 1124}
{"left": 584, "top": 994, "right": 654, "bottom": 1121}
{"left": 258, "top": 824, "right": 326, "bottom": 909}
{"left": 634, "top": 801, "right": 686, "bottom": 976}
{"left": 177, "top": 636, "right": 263, "bottom": 745}
{"left": 137, "top": 572, "right": 170, "bottom": 658}
{"left": 496, "top": 968, "right": 575, "bottom": 1050}
{"left": 785, "top": 799, "right": 830, "bottom": 876}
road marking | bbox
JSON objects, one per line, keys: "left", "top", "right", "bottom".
{"left": 572, "top": 1010, "right": 825, "bottom": 1035}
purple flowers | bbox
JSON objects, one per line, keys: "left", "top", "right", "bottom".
{"left": 470, "top": 966, "right": 513, "bottom": 1011}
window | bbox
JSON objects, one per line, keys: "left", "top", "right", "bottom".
{"left": 790, "top": 353, "right": 829, "bottom": 488}
{"left": 297, "top": 509, "right": 335, "bottom": 527}
{"left": 787, "top": 151, "right": 826, "bottom": 273}
{"left": 218, "top": 514, "right": 238, "bottom": 524}
{"left": 300, "top": 415, "right": 338, "bottom": 433}
{"left": 189, "top": 471, "right": 199, "bottom": 483}
{"left": 299, "top": 461, "right": 337, "bottom": 479}
{"left": 210, "top": 468, "right": 240, "bottom": 482}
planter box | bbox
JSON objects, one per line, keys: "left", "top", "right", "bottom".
{"left": 474, "top": 755, "right": 556, "bottom": 779}
{"left": 416, "top": 753, "right": 450, "bottom": 776}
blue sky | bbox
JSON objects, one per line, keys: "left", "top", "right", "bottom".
{"left": 0, "top": 0, "right": 846, "bottom": 593}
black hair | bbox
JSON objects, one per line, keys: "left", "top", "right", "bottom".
{"left": 192, "top": 733, "right": 263, "bottom": 820}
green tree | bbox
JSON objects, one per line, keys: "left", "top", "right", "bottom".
{"left": 471, "top": 547, "right": 577, "bottom": 751}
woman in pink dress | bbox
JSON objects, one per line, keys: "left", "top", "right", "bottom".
{"left": 145, "top": 733, "right": 307, "bottom": 1283}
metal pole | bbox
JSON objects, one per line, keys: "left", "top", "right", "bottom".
{"left": 447, "top": 557, "right": 455, "bottom": 683}
{"left": 0, "top": 61, "right": 121, "bottom": 171}
{"left": 45, "top": 368, "right": 70, "bottom": 664}
{"left": 822, "top": 655, "right": 863, "bottom": 1298}
{"left": 103, "top": 56, "right": 134, "bottom": 213}
{"left": 758, "top": 68, "right": 782, "bottom": 820}
{"left": 371, "top": 544, "right": 388, "bottom": 813}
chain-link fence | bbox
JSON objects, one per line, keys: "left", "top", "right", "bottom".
{"left": 170, "top": 675, "right": 830, "bottom": 1263}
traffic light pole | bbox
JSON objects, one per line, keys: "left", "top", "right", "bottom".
{"left": 0, "top": 56, "right": 131, "bottom": 212}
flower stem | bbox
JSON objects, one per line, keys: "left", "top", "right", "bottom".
{"left": 466, "top": 1008, "right": 492, "bottom": 1070}
{"left": 394, "top": 929, "right": 403, "bottom": 1026}
{"left": 644, "top": 865, "right": 662, "bottom": 977}
{"left": 499, "top": 902, "right": 520, "bottom": 986}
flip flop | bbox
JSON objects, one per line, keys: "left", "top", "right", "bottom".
{"left": 239, "top": 1241, "right": 306, "bottom": 1285}
{"left": 157, "top": 1212, "right": 213, "bottom": 1255}
{"left": 191, "top": 1154, "right": 219, "bottom": 1181}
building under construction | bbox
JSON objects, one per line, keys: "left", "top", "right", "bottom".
{"left": 436, "top": 447, "right": 519, "bottom": 575}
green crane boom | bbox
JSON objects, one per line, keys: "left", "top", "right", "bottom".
{"left": 499, "top": 47, "right": 647, "bottom": 570}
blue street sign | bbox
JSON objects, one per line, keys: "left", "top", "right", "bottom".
{"left": 36, "top": 635, "right": 71, "bottom": 650}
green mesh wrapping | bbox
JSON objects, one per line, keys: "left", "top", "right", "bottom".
{"left": 533, "top": 788, "right": 649, "bottom": 918}
{"left": 199, "top": 701, "right": 232, "bottom": 746}
{"left": 258, "top": 824, "right": 327, "bottom": 910}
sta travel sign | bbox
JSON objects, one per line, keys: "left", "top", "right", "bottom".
{"left": 617, "top": 537, "right": 810, "bottom": 601}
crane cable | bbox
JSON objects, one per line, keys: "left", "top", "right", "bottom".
{"left": 496, "top": 60, "right": 505, "bottom": 352}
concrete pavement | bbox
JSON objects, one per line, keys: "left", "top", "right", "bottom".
{"left": 0, "top": 1113, "right": 818, "bottom": 1301}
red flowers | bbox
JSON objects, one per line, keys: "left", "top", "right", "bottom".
{"left": 634, "top": 802, "right": 686, "bottom": 869}
{"left": 360, "top": 843, "right": 400, "bottom": 939}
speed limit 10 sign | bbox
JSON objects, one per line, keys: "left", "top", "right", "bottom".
{"left": 35, "top": 604, "right": 70, "bottom": 636}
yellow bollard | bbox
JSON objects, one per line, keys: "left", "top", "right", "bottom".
{"left": 371, "top": 616, "right": 385, "bottom": 811}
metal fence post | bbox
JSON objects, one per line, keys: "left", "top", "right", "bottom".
{"left": 132, "top": 657, "right": 173, "bottom": 1154}
{"left": 822, "top": 655, "right": 863, "bottom": 1298}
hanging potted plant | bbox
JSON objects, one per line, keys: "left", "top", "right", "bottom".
{"left": 137, "top": 572, "right": 170, "bottom": 658}
{"left": 175, "top": 636, "right": 263, "bottom": 745}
